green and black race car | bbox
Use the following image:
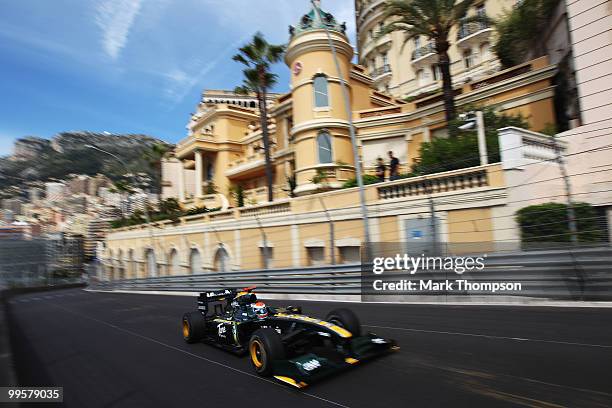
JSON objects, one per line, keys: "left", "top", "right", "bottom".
{"left": 182, "top": 287, "right": 398, "bottom": 388}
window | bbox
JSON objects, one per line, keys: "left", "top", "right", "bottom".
{"left": 479, "top": 42, "right": 491, "bottom": 62}
{"left": 416, "top": 69, "right": 426, "bottom": 86}
{"left": 476, "top": 4, "right": 486, "bottom": 18}
{"left": 260, "top": 247, "right": 273, "bottom": 269}
{"left": 146, "top": 249, "right": 157, "bottom": 277}
{"left": 414, "top": 37, "right": 421, "bottom": 49}
{"left": 317, "top": 131, "right": 333, "bottom": 163}
{"left": 463, "top": 49, "right": 473, "bottom": 69}
{"left": 313, "top": 75, "right": 329, "bottom": 108}
{"left": 339, "top": 246, "right": 360, "bottom": 264}
{"left": 169, "top": 249, "right": 180, "bottom": 275}
{"left": 431, "top": 64, "right": 441, "bottom": 81}
{"left": 214, "top": 247, "right": 230, "bottom": 272}
{"left": 382, "top": 52, "right": 388, "bottom": 67}
{"left": 189, "top": 248, "right": 203, "bottom": 274}
{"left": 307, "top": 247, "right": 325, "bottom": 266}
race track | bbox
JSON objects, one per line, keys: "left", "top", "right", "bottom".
{"left": 5, "top": 288, "right": 612, "bottom": 407}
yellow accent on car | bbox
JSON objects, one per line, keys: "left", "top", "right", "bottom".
{"left": 182, "top": 320, "right": 189, "bottom": 338}
{"left": 250, "top": 340, "right": 264, "bottom": 368}
{"left": 274, "top": 313, "right": 353, "bottom": 338}
{"left": 273, "top": 376, "right": 308, "bottom": 388}
{"left": 345, "top": 357, "right": 359, "bottom": 364}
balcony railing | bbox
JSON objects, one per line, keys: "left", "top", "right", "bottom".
{"left": 371, "top": 64, "right": 391, "bottom": 79}
{"left": 377, "top": 168, "right": 489, "bottom": 200}
{"left": 411, "top": 43, "right": 435, "bottom": 61}
{"left": 457, "top": 21, "right": 490, "bottom": 41}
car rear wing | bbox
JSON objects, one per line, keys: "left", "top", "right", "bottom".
{"left": 196, "top": 286, "right": 257, "bottom": 315}
{"left": 197, "top": 289, "right": 236, "bottom": 314}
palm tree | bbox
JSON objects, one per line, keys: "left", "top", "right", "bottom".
{"left": 233, "top": 32, "right": 285, "bottom": 202}
{"left": 381, "top": 0, "right": 483, "bottom": 123}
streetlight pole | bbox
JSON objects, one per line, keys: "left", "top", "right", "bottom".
{"left": 311, "top": 0, "right": 372, "bottom": 262}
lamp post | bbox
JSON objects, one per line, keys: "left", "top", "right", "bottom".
{"left": 459, "top": 111, "right": 488, "bottom": 166}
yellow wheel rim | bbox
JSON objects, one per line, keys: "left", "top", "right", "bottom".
{"left": 182, "top": 320, "right": 190, "bottom": 338}
{"left": 250, "top": 340, "right": 264, "bottom": 368}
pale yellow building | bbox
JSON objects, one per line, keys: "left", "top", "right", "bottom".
{"left": 103, "top": 1, "right": 572, "bottom": 280}
{"left": 356, "top": 0, "right": 518, "bottom": 98}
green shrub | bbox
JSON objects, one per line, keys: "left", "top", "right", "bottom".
{"left": 229, "top": 184, "right": 245, "bottom": 207}
{"left": 516, "top": 202, "right": 605, "bottom": 243}
{"left": 342, "top": 174, "right": 380, "bottom": 188}
{"left": 412, "top": 107, "right": 529, "bottom": 175}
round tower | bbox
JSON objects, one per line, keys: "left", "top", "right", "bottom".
{"left": 286, "top": 1, "right": 355, "bottom": 196}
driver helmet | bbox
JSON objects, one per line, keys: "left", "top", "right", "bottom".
{"left": 251, "top": 301, "right": 268, "bottom": 319}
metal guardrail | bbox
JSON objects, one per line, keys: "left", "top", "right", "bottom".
{"left": 92, "top": 247, "right": 612, "bottom": 301}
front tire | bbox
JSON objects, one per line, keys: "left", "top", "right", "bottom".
{"left": 182, "top": 312, "right": 206, "bottom": 343}
{"left": 326, "top": 308, "right": 361, "bottom": 337}
{"left": 248, "top": 328, "right": 285, "bottom": 376}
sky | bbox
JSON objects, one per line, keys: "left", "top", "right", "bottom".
{"left": 0, "top": 0, "right": 356, "bottom": 155}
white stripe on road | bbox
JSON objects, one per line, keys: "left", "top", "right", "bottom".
{"left": 364, "top": 325, "right": 612, "bottom": 348}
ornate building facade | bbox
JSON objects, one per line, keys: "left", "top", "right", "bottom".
{"left": 355, "top": 0, "right": 518, "bottom": 98}
{"left": 103, "top": 1, "right": 578, "bottom": 279}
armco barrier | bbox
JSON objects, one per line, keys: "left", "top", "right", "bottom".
{"left": 92, "top": 247, "right": 612, "bottom": 301}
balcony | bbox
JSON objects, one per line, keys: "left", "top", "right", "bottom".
{"left": 371, "top": 64, "right": 392, "bottom": 82}
{"left": 456, "top": 21, "right": 492, "bottom": 48}
{"left": 225, "top": 156, "right": 266, "bottom": 179}
{"left": 411, "top": 43, "right": 437, "bottom": 67}
{"left": 360, "top": 32, "right": 392, "bottom": 62}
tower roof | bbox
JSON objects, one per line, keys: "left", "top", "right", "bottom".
{"left": 289, "top": 0, "right": 346, "bottom": 38}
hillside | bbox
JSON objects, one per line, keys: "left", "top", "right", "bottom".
{"left": 0, "top": 131, "right": 171, "bottom": 197}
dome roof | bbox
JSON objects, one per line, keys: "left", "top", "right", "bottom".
{"left": 289, "top": 1, "right": 346, "bottom": 38}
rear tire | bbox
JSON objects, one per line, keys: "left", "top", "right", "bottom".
{"left": 182, "top": 312, "right": 206, "bottom": 343}
{"left": 326, "top": 308, "right": 361, "bottom": 337}
{"left": 249, "top": 328, "right": 285, "bottom": 376}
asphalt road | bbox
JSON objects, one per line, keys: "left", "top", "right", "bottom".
{"left": 5, "top": 288, "right": 612, "bottom": 408}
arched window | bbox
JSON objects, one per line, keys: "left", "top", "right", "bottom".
{"left": 313, "top": 75, "right": 329, "bottom": 108}
{"left": 189, "top": 248, "right": 203, "bottom": 274}
{"left": 128, "top": 249, "right": 134, "bottom": 278}
{"left": 214, "top": 246, "right": 230, "bottom": 272}
{"left": 146, "top": 249, "right": 157, "bottom": 277}
{"left": 117, "top": 249, "right": 124, "bottom": 279}
{"left": 169, "top": 249, "right": 180, "bottom": 276}
{"left": 317, "top": 131, "right": 333, "bottom": 163}
{"left": 108, "top": 249, "right": 114, "bottom": 281}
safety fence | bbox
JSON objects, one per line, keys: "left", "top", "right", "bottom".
{"left": 91, "top": 246, "right": 612, "bottom": 301}
{"left": 0, "top": 236, "right": 85, "bottom": 289}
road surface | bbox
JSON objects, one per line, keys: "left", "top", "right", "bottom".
{"left": 5, "top": 288, "right": 612, "bottom": 407}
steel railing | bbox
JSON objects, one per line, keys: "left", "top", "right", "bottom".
{"left": 92, "top": 247, "right": 612, "bottom": 300}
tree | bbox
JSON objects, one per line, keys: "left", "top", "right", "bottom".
{"left": 411, "top": 106, "right": 529, "bottom": 175}
{"left": 493, "top": 0, "right": 559, "bottom": 68}
{"left": 233, "top": 32, "right": 285, "bottom": 202}
{"left": 381, "top": 0, "right": 485, "bottom": 123}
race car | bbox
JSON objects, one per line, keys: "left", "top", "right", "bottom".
{"left": 181, "top": 286, "right": 398, "bottom": 388}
